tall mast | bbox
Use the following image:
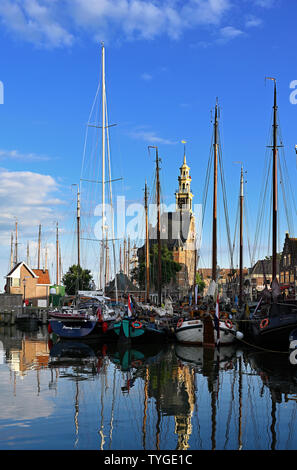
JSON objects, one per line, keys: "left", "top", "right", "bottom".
{"left": 27, "top": 241, "right": 30, "bottom": 266}
{"left": 10, "top": 232, "right": 13, "bottom": 270}
{"left": 128, "top": 236, "right": 130, "bottom": 278}
{"left": 144, "top": 181, "right": 150, "bottom": 303}
{"left": 272, "top": 80, "right": 278, "bottom": 281}
{"left": 15, "top": 220, "right": 18, "bottom": 265}
{"left": 77, "top": 186, "right": 81, "bottom": 268}
{"left": 101, "top": 42, "right": 106, "bottom": 294}
{"left": 239, "top": 165, "right": 244, "bottom": 307}
{"left": 56, "top": 221, "right": 59, "bottom": 285}
{"left": 212, "top": 101, "right": 219, "bottom": 282}
{"left": 38, "top": 224, "right": 41, "bottom": 269}
{"left": 149, "top": 146, "right": 162, "bottom": 306}
{"left": 45, "top": 244, "right": 48, "bottom": 270}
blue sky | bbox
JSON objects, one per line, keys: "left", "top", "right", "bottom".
{"left": 0, "top": 0, "right": 296, "bottom": 289}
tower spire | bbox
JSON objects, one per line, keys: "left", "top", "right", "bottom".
{"left": 175, "top": 144, "right": 193, "bottom": 213}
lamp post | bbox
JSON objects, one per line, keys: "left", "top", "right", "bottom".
{"left": 23, "top": 276, "right": 29, "bottom": 310}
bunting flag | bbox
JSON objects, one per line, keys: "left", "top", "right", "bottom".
{"left": 214, "top": 294, "right": 220, "bottom": 346}
{"left": 128, "top": 294, "right": 133, "bottom": 317}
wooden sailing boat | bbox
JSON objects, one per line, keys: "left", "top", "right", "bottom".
{"left": 247, "top": 79, "right": 297, "bottom": 350}
{"left": 175, "top": 101, "right": 243, "bottom": 345}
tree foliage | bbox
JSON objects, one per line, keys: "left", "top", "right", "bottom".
{"left": 62, "top": 264, "right": 94, "bottom": 295}
{"left": 131, "top": 244, "right": 181, "bottom": 290}
{"left": 195, "top": 272, "right": 206, "bottom": 292}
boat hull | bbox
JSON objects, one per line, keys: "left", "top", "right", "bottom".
{"left": 49, "top": 318, "right": 97, "bottom": 339}
{"left": 248, "top": 303, "right": 297, "bottom": 350}
{"left": 112, "top": 318, "right": 167, "bottom": 344}
{"left": 175, "top": 319, "right": 240, "bottom": 345}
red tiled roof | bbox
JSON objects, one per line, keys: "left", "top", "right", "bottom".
{"left": 32, "top": 269, "right": 51, "bottom": 285}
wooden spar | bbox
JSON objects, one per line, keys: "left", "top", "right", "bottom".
{"left": 15, "top": 221, "right": 17, "bottom": 265}
{"left": 38, "top": 224, "right": 41, "bottom": 269}
{"left": 155, "top": 148, "right": 162, "bottom": 306}
{"left": 10, "top": 232, "right": 13, "bottom": 270}
{"left": 212, "top": 101, "right": 218, "bottom": 282}
{"left": 144, "top": 181, "right": 150, "bottom": 303}
{"left": 27, "top": 241, "right": 29, "bottom": 266}
{"left": 239, "top": 165, "right": 244, "bottom": 307}
{"left": 45, "top": 244, "right": 48, "bottom": 270}
{"left": 148, "top": 145, "right": 162, "bottom": 305}
{"left": 272, "top": 80, "right": 278, "bottom": 281}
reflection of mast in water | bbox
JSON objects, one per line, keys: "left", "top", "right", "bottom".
{"left": 74, "top": 379, "right": 79, "bottom": 448}
{"left": 202, "top": 347, "right": 220, "bottom": 450}
{"left": 142, "top": 366, "right": 149, "bottom": 450}
{"left": 238, "top": 355, "right": 242, "bottom": 450}
{"left": 174, "top": 365, "right": 195, "bottom": 450}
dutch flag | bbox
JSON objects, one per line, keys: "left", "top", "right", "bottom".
{"left": 128, "top": 294, "right": 133, "bottom": 317}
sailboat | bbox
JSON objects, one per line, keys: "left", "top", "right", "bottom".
{"left": 244, "top": 79, "right": 297, "bottom": 350}
{"left": 175, "top": 101, "right": 244, "bottom": 346}
{"left": 48, "top": 44, "right": 121, "bottom": 340}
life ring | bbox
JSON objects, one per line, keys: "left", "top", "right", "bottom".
{"left": 177, "top": 318, "right": 183, "bottom": 328}
{"left": 260, "top": 318, "right": 269, "bottom": 329}
{"left": 132, "top": 321, "right": 143, "bottom": 329}
{"left": 225, "top": 319, "right": 233, "bottom": 329}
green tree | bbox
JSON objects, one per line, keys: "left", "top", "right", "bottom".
{"left": 195, "top": 272, "right": 206, "bottom": 293}
{"left": 131, "top": 244, "right": 181, "bottom": 290}
{"left": 62, "top": 265, "right": 94, "bottom": 295}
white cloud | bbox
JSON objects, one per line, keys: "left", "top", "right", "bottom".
{"left": 0, "top": 169, "right": 63, "bottom": 240}
{"left": 217, "top": 25, "right": 244, "bottom": 43}
{"left": 129, "top": 126, "right": 177, "bottom": 145}
{"left": 0, "top": 0, "right": 233, "bottom": 46}
{"left": 141, "top": 72, "right": 153, "bottom": 81}
{"left": 0, "top": 149, "right": 51, "bottom": 161}
{"left": 0, "top": 0, "right": 74, "bottom": 48}
{"left": 253, "top": 0, "right": 276, "bottom": 7}
{"left": 245, "top": 15, "right": 262, "bottom": 28}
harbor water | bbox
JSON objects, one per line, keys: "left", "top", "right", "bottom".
{"left": 1, "top": 324, "right": 297, "bottom": 451}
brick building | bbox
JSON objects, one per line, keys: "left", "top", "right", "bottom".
{"left": 5, "top": 261, "right": 51, "bottom": 307}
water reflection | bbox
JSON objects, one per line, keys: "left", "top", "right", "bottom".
{"left": 1, "top": 325, "right": 297, "bottom": 449}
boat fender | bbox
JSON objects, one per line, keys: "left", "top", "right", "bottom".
{"left": 260, "top": 318, "right": 269, "bottom": 329}
{"left": 132, "top": 321, "right": 143, "bottom": 329}
{"left": 177, "top": 318, "right": 183, "bottom": 328}
{"left": 48, "top": 323, "right": 52, "bottom": 334}
{"left": 225, "top": 319, "right": 233, "bottom": 329}
{"left": 102, "top": 321, "right": 108, "bottom": 333}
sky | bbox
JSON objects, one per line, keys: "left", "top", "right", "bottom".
{"left": 0, "top": 0, "right": 296, "bottom": 289}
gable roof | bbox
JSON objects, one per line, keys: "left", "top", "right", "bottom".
{"left": 6, "top": 261, "right": 38, "bottom": 279}
{"left": 250, "top": 257, "right": 280, "bottom": 276}
{"left": 282, "top": 233, "right": 297, "bottom": 261}
{"left": 32, "top": 269, "right": 51, "bottom": 285}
